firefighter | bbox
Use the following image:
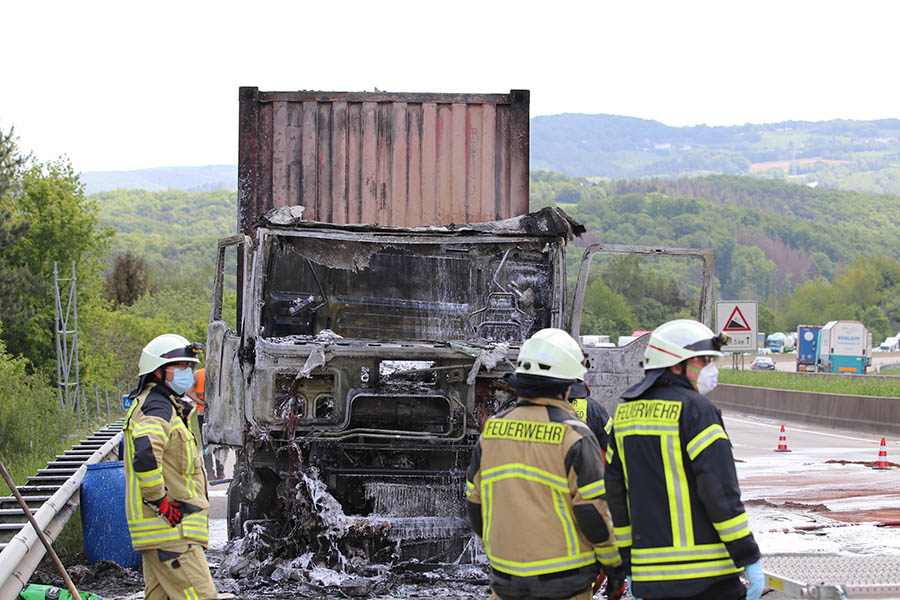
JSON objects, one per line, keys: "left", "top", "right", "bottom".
{"left": 124, "top": 334, "right": 217, "bottom": 600}
{"left": 186, "top": 366, "right": 223, "bottom": 480}
{"left": 569, "top": 379, "right": 613, "bottom": 456}
{"left": 467, "top": 328, "right": 625, "bottom": 600}
{"left": 605, "top": 319, "right": 764, "bottom": 600}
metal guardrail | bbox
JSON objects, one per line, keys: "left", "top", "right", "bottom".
{"left": 0, "top": 422, "right": 123, "bottom": 600}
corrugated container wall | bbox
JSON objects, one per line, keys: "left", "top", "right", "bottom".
{"left": 238, "top": 88, "right": 530, "bottom": 232}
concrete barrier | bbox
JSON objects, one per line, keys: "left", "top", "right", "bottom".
{"left": 711, "top": 384, "right": 900, "bottom": 437}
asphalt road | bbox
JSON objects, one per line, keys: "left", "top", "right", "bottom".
{"left": 724, "top": 410, "right": 900, "bottom": 598}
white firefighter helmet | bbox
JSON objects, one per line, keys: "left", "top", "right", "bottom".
{"left": 138, "top": 333, "right": 202, "bottom": 376}
{"left": 515, "top": 328, "right": 587, "bottom": 381}
{"left": 643, "top": 319, "right": 727, "bottom": 370}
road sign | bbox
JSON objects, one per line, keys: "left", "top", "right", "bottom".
{"left": 716, "top": 301, "right": 758, "bottom": 352}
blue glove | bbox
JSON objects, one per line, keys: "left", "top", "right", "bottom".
{"left": 626, "top": 576, "right": 643, "bottom": 600}
{"left": 744, "top": 560, "right": 764, "bottom": 600}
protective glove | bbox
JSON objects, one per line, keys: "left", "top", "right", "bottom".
{"left": 605, "top": 577, "right": 626, "bottom": 600}
{"left": 744, "top": 560, "right": 765, "bottom": 600}
{"left": 626, "top": 576, "right": 643, "bottom": 600}
{"left": 602, "top": 564, "right": 626, "bottom": 600}
{"left": 147, "top": 496, "right": 182, "bottom": 526}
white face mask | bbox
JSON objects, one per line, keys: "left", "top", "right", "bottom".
{"left": 696, "top": 363, "right": 719, "bottom": 395}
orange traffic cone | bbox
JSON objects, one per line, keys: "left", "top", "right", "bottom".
{"left": 774, "top": 425, "right": 791, "bottom": 452}
{"left": 872, "top": 437, "right": 892, "bottom": 470}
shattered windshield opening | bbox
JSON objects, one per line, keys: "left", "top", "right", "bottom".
{"left": 260, "top": 234, "right": 554, "bottom": 343}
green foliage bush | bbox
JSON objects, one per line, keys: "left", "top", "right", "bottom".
{"left": 0, "top": 343, "right": 78, "bottom": 494}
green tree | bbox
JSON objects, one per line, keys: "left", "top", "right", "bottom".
{"left": 0, "top": 126, "right": 29, "bottom": 199}
{"left": 580, "top": 277, "right": 637, "bottom": 339}
{"left": 105, "top": 251, "right": 150, "bottom": 307}
{"left": 758, "top": 305, "right": 776, "bottom": 336}
{"left": 0, "top": 158, "right": 112, "bottom": 373}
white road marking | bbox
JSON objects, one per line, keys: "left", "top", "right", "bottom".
{"left": 726, "top": 415, "right": 882, "bottom": 443}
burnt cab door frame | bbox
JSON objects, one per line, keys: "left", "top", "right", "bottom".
{"left": 206, "top": 234, "right": 252, "bottom": 447}
{"left": 568, "top": 244, "right": 715, "bottom": 408}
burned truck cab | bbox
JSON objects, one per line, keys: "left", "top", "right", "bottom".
{"left": 205, "top": 208, "right": 578, "bottom": 559}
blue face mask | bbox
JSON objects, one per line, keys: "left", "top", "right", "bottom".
{"left": 169, "top": 367, "right": 194, "bottom": 395}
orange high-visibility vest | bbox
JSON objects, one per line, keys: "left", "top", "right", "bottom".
{"left": 194, "top": 368, "right": 205, "bottom": 413}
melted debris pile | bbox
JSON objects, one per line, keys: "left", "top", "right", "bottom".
{"left": 216, "top": 467, "right": 490, "bottom": 598}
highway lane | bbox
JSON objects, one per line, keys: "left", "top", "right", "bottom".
{"left": 725, "top": 410, "right": 900, "bottom": 597}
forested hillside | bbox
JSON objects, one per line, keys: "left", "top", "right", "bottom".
{"left": 531, "top": 171, "right": 900, "bottom": 341}
{"left": 95, "top": 188, "right": 235, "bottom": 276}
{"left": 90, "top": 171, "right": 900, "bottom": 344}
{"left": 531, "top": 115, "right": 900, "bottom": 195}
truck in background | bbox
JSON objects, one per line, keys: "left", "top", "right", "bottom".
{"left": 795, "top": 325, "right": 821, "bottom": 371}
{"left": 766, "top": 332, "right": 786, "bottom": 352}
{"left": 767, "top": 331, "right": 796, "bottom": 353}
{"left": 816, "top": 320, "right": 870, "bottom": 373}
{"left": 757, "top": 331, "right": 766, "bottom": 352}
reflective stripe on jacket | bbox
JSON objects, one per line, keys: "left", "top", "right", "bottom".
{"left": 606, "top": 371, "right": 760, "bottom": 598}
{"left": 124, "top": 382, "right": 209, "bottom": 550}
{"left": 467, "top": 396, "right": 620, "bottom": 597}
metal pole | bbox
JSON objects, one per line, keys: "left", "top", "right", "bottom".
{"left": 0, "top": 457, "right": 83, "bottom": 600}
{"left": 95, "top": 387, "right": 101, "bottom": 422}
{"left": 105, "top": 386, "right": 110, "bottom": 420}
{"left": 71, "top": 261, "right": 79, "bottom": 413}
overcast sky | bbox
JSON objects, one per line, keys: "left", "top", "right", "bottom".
{"left": 3, "top": 1, "right": 899, "bottom": 172}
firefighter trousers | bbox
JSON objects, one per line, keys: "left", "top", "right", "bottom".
{"left": 649, "top": 575, "right": 747, "bottom": 599}
{"left": 142, "top": 543, "right": 217, "bottom": 600}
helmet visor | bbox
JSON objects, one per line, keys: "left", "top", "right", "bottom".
{"left": 685, "top": 332, "right": 729, "bottom": 353}
{"left": 161, "top": 342, "right": 205, "bottom": 360}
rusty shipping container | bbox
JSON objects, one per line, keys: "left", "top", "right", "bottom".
{"left": 238, "top": 87, "right": 530, "bottom": 232}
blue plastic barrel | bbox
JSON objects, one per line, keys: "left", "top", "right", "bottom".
{"left": 80, "top": 461, "right": 142, "bottom": 568}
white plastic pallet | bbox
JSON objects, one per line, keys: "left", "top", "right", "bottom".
{"left": 764, "top": 554, "right": 900, "bottom": 599}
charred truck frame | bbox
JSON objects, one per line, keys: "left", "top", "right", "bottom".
{"left": 205, "top": 88, "right": 714, "bottom": 561}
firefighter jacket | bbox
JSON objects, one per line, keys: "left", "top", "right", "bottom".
{"left": 466, "top": 396, "right": 621, "bottom": 598}
{"left": 606, "top": 370, "right": 760, "bottom": 598}
{"left": 571, "top": 395, "right": 613, "bottom": 452}
{"left": 124, "top": 382, "right": 210, "bottom": 551}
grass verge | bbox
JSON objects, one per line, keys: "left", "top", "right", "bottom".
{"left": 719, "top": 369, "right": 900, "bottom": 398}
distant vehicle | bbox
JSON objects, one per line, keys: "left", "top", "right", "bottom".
{"left": 751, "top": 356, "right": 776, "bottom": 370}
{"left": 582, "top": 335, "right": 611, "bottom": 347}
{"left": 756, "top": 347, "right": 772, "bottom": 355}
{"left": 817, "top": 320, "right": 870, "bottom": 374}
{"left": 766, "top": 332, "right": 786, "bottom": 353}
{"left": 631, "top": 330, "right": 652, "bottom": 338}
{"left": 878, "top": 336, "right": 898, "bottom": 352}
{"left": 757, "top": 332, "right": 766, "bottom": 348}
{"left": 796, "top": 325, "right": 821, "bottom": 371}
{"left": 783, "top": 332, "right": 797, "bottom": 353}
